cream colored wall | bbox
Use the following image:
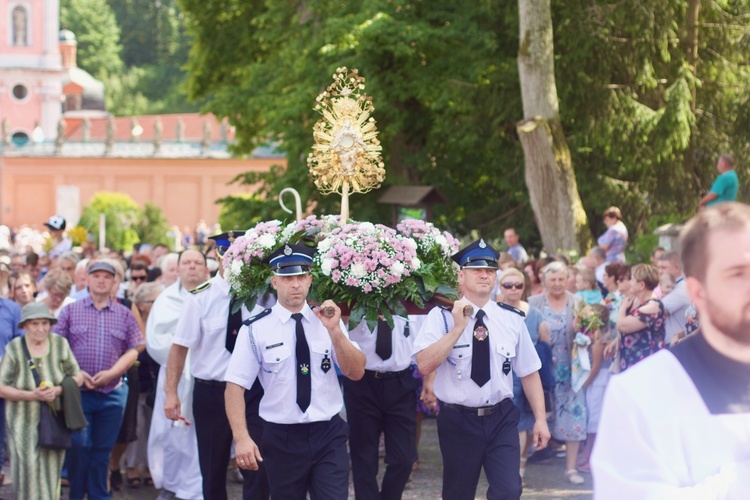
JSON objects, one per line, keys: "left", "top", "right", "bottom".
{"left": 0, "top": 156, "right": 277, "bottom": 228}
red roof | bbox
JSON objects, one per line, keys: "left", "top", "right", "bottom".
{"left": 63, "top": 113, "right": 233, "bottom": 142}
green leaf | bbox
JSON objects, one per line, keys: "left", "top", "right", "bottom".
{"left": 348, "top": 304, "right": 366, "bottom": 331}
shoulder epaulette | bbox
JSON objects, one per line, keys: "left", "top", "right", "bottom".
{"left": 189, "top": 280, "right": 211, "bottom": 294}
{"left": 243, "top": 308, "right": 272, "bottom": 326}
{"left": 496, "top": 301, "right": 526, "bottom": 318}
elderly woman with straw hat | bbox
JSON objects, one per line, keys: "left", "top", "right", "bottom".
{"left": 0, "top": 303, "right": 83, "bottom": 500}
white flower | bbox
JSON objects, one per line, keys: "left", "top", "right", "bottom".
{"left": 390, "top": 261, "right": 405, "bottom": 277}
{"left": 404, "top": 237, "right": 418, "bottom": 250}
{"left": 321, "top": 258, "right": 334, "bottom": 275}
{"left": 411, "top": 257, "right": 421, "bottom": 270}
{"left": 318, "top": 237, "right": 332, "bottom": 252}
{"left": 230, "top": 260, "right": 243, "bottom": 278}
{"left": 350, "top": 263, "right": 367, "bottom": 278}
{"left": 258, "top": 233, "right": 276, "bottom": 249}
{"left": 434, "top": 234, "right": 447, "bottom": 248}
{"left": 359, "top": 222, "right": 375, "bottom": 233}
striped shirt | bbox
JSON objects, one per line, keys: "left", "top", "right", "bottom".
{"left": 53, "top": 297, "right": 143, "bottom": 394}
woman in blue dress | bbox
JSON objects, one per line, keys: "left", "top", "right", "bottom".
{"left": 529, "top": 261, "right": 586, "bottom": 485}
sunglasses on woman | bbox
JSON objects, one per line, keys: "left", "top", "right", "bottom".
{"left": 501, "top": 282, "right": 524, "bottom": 290}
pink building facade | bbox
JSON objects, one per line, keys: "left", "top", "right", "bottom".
{"left": 0, "top": 0, "right": 63, "bottom": 142}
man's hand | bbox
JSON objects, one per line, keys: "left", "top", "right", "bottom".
{"left": 164, "top": 391, "right": 181, "bottom": 421}
{"left": 451, "top": 299, "right": 471, "bottom": 333}
{"left": 235, "top": 435, "right": 263, "bottom": 470}
{"left": 315, "top": 300, "right": 342, "bottom": 331}
{"left": 81, "top": 371, "right": 97, "bottom": 390}
{"left": 92, "top": 369, "right": 118, "bottom": 388}
{"left": 531, "top": 418, "right": 551, "bottom": 450}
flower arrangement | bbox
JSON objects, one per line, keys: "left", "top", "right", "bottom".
{"left": 223, "top": 220, "right": 286, "bottom": 312}
{"left": 574, "top": 302, "right": 605, "bottom": 340}
{"left": 280, "top": 214, "right": 342, "bottom": 245}
{"left": 309, "top": 221, "right": 422, "bottom": 331}
{"left": 396, "top": 219, "right": 460, "bottom": 300}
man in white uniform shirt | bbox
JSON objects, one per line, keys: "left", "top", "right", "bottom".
{"left": 146, "top": 249, "right": 207, "bottom": 500}
{"left": 414, "top": 239, "right": 550, "bottom": 500}
{"left": 345, "top": 315, "right": 418, "bottom": 499}
{"left": 225, "top": 243, "right": 366, "bottom": 499}
{"left": 591, "top": 202, "right": 750, "bottom": 498}
{"left": 164, "top": 233, "right": 270, "bottom": 500}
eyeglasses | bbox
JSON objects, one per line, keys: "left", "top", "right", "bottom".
{"left": 501, "top": 282, "right": 524, "bottom": 290}
{"left": 131, "top": 275, "right": 147, "bottom": 282}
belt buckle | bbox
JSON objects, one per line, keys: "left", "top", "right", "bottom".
{"left": 477, "top": 407, "right": 492, "bottom": 417}
{"left": 374, "top": 371, "right": 386, "bottom": 379}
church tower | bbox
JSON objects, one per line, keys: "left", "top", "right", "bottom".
{"left": 0, "top": 0, "right": 63, "bottom": 145}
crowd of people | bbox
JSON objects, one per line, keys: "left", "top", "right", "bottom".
{"left": 0, "top": 194, "right": 744, "bottom": 500}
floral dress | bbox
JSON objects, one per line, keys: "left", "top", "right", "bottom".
{"left": 543, "top": 302, "right": 587, "bottom": 442}
{"left": 619, "top": 299, "right": 666, "bottom": 371}
{"left": 685, "top": 305, "right": 700, "bottom": 337}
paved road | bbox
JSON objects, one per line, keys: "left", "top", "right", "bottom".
{"left": 0, "top": 417, "right": 592, "bottom": 499}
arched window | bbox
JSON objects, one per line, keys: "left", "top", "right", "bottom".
{"left": 12, "top": 5, "right": 27, "bottom": 46}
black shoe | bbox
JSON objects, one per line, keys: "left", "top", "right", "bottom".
{"left": 110, "top": 468, "right": 123, "bottom": 491}
{"left": 527, "top": 445, "right": 556, "bottom": 463}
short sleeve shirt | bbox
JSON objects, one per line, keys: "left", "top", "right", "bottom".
{"left": 53, "top": 297, "right": 144, "bottom": 393}
{"left": 707, "top": 170, "right": 739, "bottom": 206}
{"left": 224, "top": 302, "right": 361, "bottom": 424}
{"left": 412, "top": 301, "right": 541, "bottom": 407}
{"left": 597, "top": 222, "right": 628, "bottom": 263}
{"left": 172, "top": 275, "right": 256, "bottom": 381}
{"left": 348, "top": 316, "right": 414, "bottom": 372}
{"left": 660, "top": 278, "right": 691, "bottom": 343}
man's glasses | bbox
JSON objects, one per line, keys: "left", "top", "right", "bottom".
{"left": 131, "top": 275, "right": 147, "bottom": 282}
{"left": 500, "top": 282, "right": 524, "bottom": 290}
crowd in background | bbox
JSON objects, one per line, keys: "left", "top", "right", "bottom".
{"left": 0, "top": 205, "right": 701, "bottom": 497}
{"left": 494, "top": 207, "right": 694, "bottom": 485}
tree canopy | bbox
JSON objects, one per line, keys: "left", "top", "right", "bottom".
{"left": 179, "top": 0, "right": 750, "bottom": 253}
{"left": 61, "top": 0, "right": 199, "bottom": 115}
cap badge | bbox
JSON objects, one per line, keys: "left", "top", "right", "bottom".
{"left": 479, "top": 239, "right": 487, "bottom": 249}
{"left": 284, "top": 245, "right": 293, "bottom": 256}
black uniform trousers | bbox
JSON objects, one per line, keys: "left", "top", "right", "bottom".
{"left": 437, "top": 398, "right": 522, "bottom": 500}
{"left": 342, "top": 369, "right": 418, "bottom": 500}
{"left": 192, "top": 378, "right": 269, "bottom": 500}
{"left": 261, "top": 414, "right": 349, "bottom": 500}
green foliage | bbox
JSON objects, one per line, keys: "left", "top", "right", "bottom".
{"left": 180, "top": 0, "right": 750, "bottom": 254}
{"left": 78, "top": 192, "right": 141, "bottom": 251}
{"left": 108, "top": 0, "right": 201, "bottom": 115}
{"left": 79, "top": 194, "right": 172, "bottom": 250}
{"left": 60, "top": 0, "right": 124, "bottom": 78}
{"left": 135, "top": 203, "right": 173, "bottom": 247}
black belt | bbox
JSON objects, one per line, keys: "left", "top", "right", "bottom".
{"left": 194, "top": 378, "right": 226, "bottom": 387}
{"left": 365, "top": 368, "right": 411, "bottom": 380}
{"left": 439, "top": 399, "right": 508, "bottom": 417}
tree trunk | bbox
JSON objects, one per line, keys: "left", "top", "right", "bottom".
{"left": 516, "top": 0, "right": 592, "bottom": 255}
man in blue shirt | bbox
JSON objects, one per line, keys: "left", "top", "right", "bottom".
{"left": 699, "top": 155, "right": 739, "bottom": 209}
{"left": 0, "top": 298, "right": 22, "bottom": 484}
{"left": 504, "top": 227, "right": 529, "bottom": 263}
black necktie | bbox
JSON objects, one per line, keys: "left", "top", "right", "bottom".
{"left": 292, "top": 313, "right": 311, "bottom": 412}
{"left": 226, "top": 296, "right": 243, "bottom": 353}
{"left": 471, "top": 309, "right": 491, "bottom": 387}
{"left": 375, "top": 319, "right": 393, "bottom": 360}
